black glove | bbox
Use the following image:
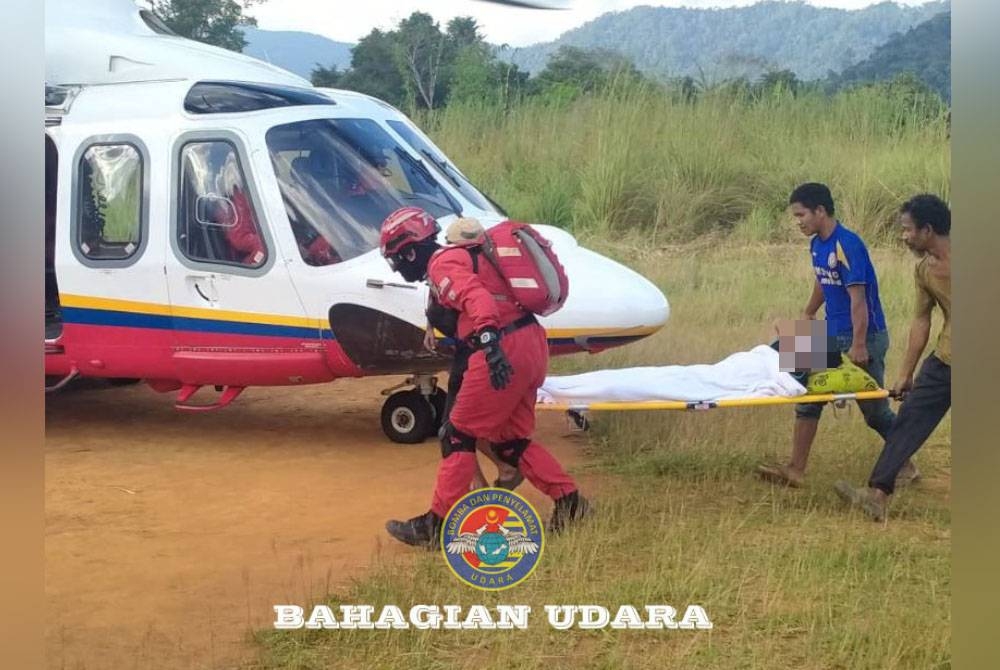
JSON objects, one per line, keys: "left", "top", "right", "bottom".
{"left": 473, "top": 327, "right": 514, "bottom": 391}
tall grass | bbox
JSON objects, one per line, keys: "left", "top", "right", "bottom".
{"left": 420, "top": 83, "right": 949, "bottom": 244}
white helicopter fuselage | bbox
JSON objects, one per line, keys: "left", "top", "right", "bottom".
{"left": 43, "top": 0, "right": 669, "bottom": 421}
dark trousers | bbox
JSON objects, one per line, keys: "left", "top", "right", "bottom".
{"left": 441, "top": 345, "right": 472, "bottom": 428}
{"left": 868, "top": 354, "right": 951, "bottom": 494}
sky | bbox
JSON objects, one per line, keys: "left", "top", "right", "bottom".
{"left": 251, "top": 1, "right": 940, "bottom": 48}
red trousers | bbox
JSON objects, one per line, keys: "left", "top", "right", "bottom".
{"left": 430, "top": 324, "right": 577, "bottom": 517}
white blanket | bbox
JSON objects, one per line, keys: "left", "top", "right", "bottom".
{"left": 537, "top": 345, "right": 806, "bottom": 405}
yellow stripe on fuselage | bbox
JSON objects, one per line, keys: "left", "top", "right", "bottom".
{"left": 431, "top": 324, "right": 661, "bottom": 339}
{"left": 59, "top": 294, "right": 322, "bottom": 329}
{"left": 546, "top": 325, "right": 661, "bottom": 339}
{"left": 59, "top": 294, "right": 661, "bottom": 340}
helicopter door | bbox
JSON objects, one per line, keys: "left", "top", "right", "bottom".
{"left": 48, "top": 134, "right": 175, "bottom": 382}
{"left": 164, "top": 135, "right": 323, "bottom": 386}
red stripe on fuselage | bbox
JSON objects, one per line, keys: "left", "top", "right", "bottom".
{"left": 45, "top": 322, "right": 362, "bottom": 384}
{"left": 46, "top": 323, "right": 631, "bottom": 386}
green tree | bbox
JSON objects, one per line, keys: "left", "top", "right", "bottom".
{"left": 151, "top": 0, "right": 263, "bottom": 52}
{"left": 330, "top": 13, "right": 525, "bottom": 110}
{"left": 339, "top": 29, "right": 407, "bottom": 107}
{"left": 394, "top": 12, "right": 448, "bottom": 110}
{"left": 533, "top": 46, "right": 644, "bottom": 99}
{"left": 754, "top": 68, "right": 800, "bottom": 97}
{"left": 310, "top": 64, "right": 341, "bottom": 88}
{"left": 449, "top": 45, "right": 528, "bottom": 108}
{"left": 446, "top": 16, "right": 482, "bottom": 51}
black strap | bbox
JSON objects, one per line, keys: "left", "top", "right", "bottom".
{"left": 501, "top": 314, "right": 537, "bottom": 336}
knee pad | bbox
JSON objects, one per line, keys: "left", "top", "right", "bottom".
{"left": 440, "top": 422, "right": 477, "bottom": 459}
{"left": 490, "top": 438, "right": 530, "bottom": 467}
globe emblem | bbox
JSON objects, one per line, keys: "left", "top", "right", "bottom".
{"left": 475, "top": 531, "right": 509, "bottom": 565}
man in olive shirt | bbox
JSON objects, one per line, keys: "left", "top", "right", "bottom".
{"left": 835, "top": 194, "right": 951, "bottom": 521}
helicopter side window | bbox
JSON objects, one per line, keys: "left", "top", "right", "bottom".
{"left": 77, "top": 144, "right": 142, "bottom": 260}
{"left": 177, "top": 141, "right": 267, "bottom": 269}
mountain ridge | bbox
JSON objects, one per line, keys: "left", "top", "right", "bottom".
{"left": 503, "top": 0, "right": 950, "bottom": 81}
{"left": 241, "top": 26, "right": 353, "bottom": 79}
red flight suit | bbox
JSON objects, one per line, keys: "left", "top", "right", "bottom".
{"left": 426, "top": 246, "right": 577, "bottom": 518}
{"left": 223, "top": 187, "right": 266, "bottom": 266}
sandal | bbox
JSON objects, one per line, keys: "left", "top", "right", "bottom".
{"left": 755, "top": 462, "right": 804, "bottom": 488}
{"left": 493, "top": 470, "right": 524, "bottom": 491}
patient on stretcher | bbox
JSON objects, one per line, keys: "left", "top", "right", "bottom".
{"left": 537, "top": 325, "right": 879, "bottom": 406}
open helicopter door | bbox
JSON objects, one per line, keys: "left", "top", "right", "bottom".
{"left": 163, "top": 130, "right": 328, "bottom": 408}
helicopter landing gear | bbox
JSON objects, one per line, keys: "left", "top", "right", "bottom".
{"left": 380, "top": 374, "right": 447, "bottom": 444}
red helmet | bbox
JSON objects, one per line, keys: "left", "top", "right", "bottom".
{"left": 379, "top": 207, "right": 440, "bottom": 258}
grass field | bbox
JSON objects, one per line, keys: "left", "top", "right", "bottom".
{"left": 251, "top": 241, "right": 950, "bottom": 670}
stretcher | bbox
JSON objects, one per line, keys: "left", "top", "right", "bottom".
{"left": 532, "top": 344, "right": 895, "bottom": 417}
{"left": 536, "top": 389, "right": 890, "bottom": 413}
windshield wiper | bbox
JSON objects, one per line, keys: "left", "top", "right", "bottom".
{"left": 420, "top": 149, "right": 463, "bottom": 190}
{"left": 421, "top": 149, "right": 508, "bottom": 217}
{"left": 393, "top": 147, "right": 463, "bottom": 215}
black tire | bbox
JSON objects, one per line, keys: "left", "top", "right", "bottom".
{"left": 381, "top": 389, "right": 435, "bottom": 444}
{"left": 429, "top": 387, "right": 448, "bottom": 434}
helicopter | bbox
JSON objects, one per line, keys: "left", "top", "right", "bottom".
{"left": 43, "top": 0, "right": 669, "bottom": 443}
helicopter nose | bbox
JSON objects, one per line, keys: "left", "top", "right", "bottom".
{"left": 533, "top": 225, "right": 669, "bottom": 341}
{"left": 563, "top": 246, "right": 670, "bottom": 331}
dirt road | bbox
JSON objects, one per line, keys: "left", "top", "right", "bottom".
{"left": 45, "top": 378, "right": 587, "bottom": 669}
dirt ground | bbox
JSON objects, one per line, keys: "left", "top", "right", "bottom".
{"left": 45, "top": 378, "right": 588, "bottom": 670}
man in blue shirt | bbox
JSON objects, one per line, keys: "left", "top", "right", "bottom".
{"left": 757, "top": 183, "right": 916, "bottom": 487}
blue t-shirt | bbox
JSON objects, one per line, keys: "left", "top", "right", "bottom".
{"left": 810, "top": 222, "right": 887, "bottom": 338}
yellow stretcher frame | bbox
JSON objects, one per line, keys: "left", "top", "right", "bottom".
{"left": 536, "top": 389, "right": 890, "bottom": 413}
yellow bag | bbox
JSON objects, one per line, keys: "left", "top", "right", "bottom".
{"left": 805, "top": 354, "right": 880, "bottom": 394}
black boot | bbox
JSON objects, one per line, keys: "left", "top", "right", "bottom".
{"left": 385, "top": 510, "right": 443, "bottom": 548}
{"left": 549, "top": 491, "right": 591, "bottom": 534}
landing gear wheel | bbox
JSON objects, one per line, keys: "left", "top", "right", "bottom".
{"left": 381, "top": 389, "right": 435, "bottom": 444}
{"left": 429, "top": 388, "right": 448, "bottom": 434}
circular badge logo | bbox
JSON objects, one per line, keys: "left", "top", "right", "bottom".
{"left": 441, "top": 488, "right": 544, "bottom": 591}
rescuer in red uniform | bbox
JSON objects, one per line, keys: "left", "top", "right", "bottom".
{"left": 379, "top": 207, "right": 591, "bottom": 547}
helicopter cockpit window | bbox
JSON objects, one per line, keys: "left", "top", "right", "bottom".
{"left": 386, "top": 119, "right": 503, "bottom": 216}
{"left": 266, "top": 118, "right": 461, "bottom": 265}
{"left": 77, "top": 144, "right": 143, "bottom": 261}
{"left": 177, "top": 141, "right": 267, "bottom": 269}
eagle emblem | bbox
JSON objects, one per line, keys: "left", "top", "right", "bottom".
{"left": 446, "top": 509, "right": 540, "bottom": 565}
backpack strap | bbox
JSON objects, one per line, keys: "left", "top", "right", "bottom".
{"left": 465, "top": 241, "right": 520, "bottom": 307}
{"left": 466, "top": 246, "right": 480, "bottom": 274}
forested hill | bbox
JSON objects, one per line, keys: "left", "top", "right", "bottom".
{"left": 504, "top": 1, "right": 949, "bottom": 82}
{"left": 828, "top": 11, "right": 950, "bottom": 100}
